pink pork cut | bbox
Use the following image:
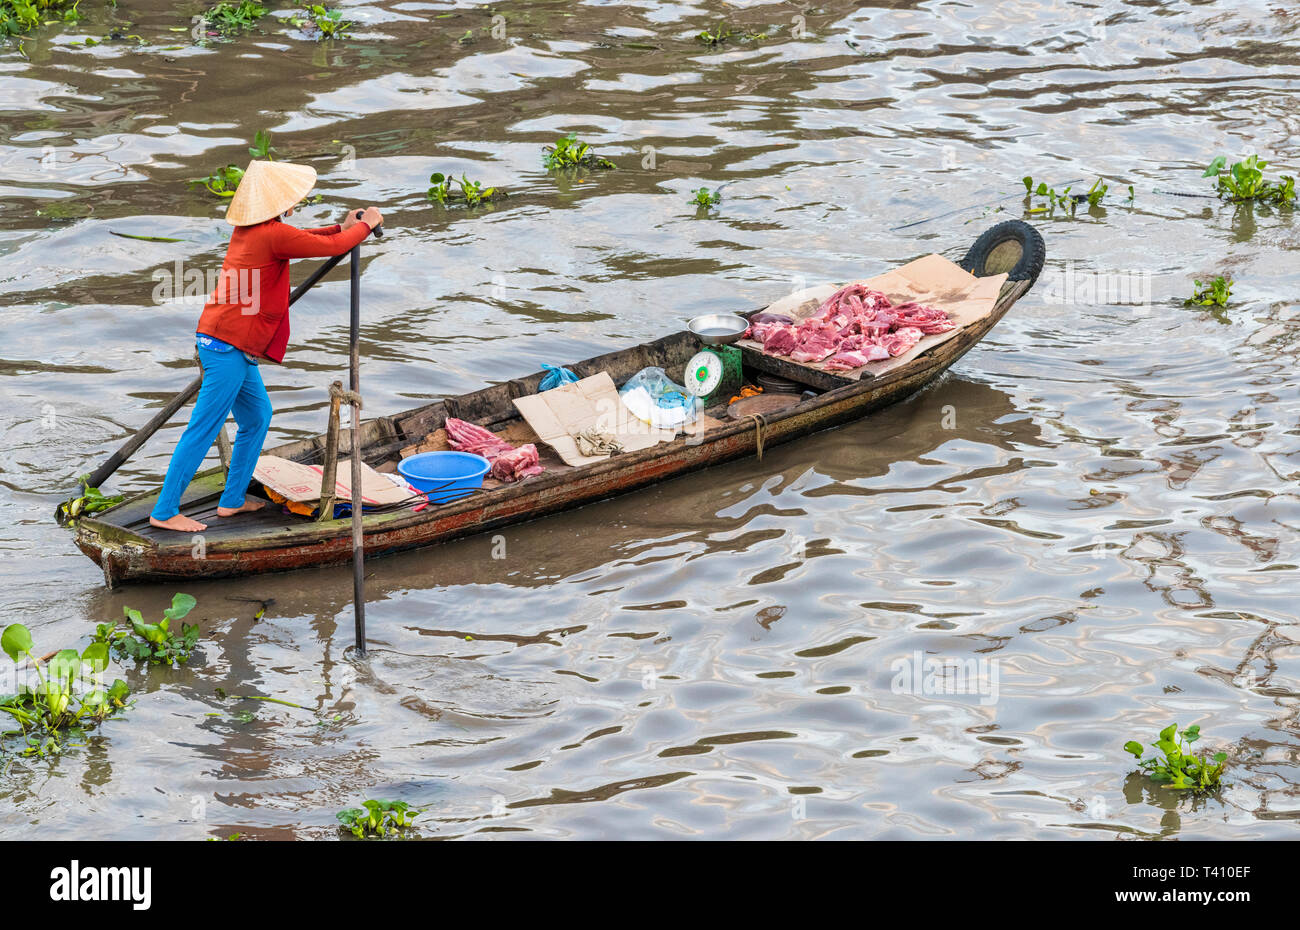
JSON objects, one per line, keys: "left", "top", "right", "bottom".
{"left": 762, "top": 324, "right": 798, "bottom": 356}
{"left": 880, "top": 326, "right": 924, "bottom": 357}
{"left": 823, "top": 344, "right": 891, "bottom": 371}
{"left": 490, "top": 444, "right": 544, "bottom": 482}
{"left": 443, "top": 417, "right": 545, "bottom": 483}
{"left": 895, "top": 302, "right": 956, "bottom": 335}
{"left": 914, "top": 318, "right": 956, "bottom": 335}
{"left": 791, "top": 329, "right": 840, "bottom": 363}
{"left": 444, "top": 417, "right": 512, "bottom": 457}
{"left": 753, "top": 285, "right": 956, "bottom": 367}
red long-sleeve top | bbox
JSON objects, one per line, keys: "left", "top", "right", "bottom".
{"left": 195, "top": 218, "right": 372, "bottom": 363}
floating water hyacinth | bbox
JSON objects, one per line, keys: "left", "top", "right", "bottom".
{"left": 1, "top": 623, "right": 130, "bottom": 758}
{"left": 91, "top": 593, "right": 201, "bottom": 667}
{"left": 1185, "top": 275, "right": 1232, "bottom": 308}
{"left": 336, "top": 800, "right": 421, "bottom": 838}
{"left": 1124, "top": 723, "right": 1227, "bottom": 793}
{"left": 426, "top": 171, "right": 506, "bottom": 207}
{"left": 1202, "top": 154, "right": 1297, "bottom": 204}
{"left": 0, "top": 0, "right": 81, "bottom": 39}
{"left": 543, "top": 133, "right": 615, "bottom": 170}
{"left": 200, "top": 0, "right": 268, "bottom": 36}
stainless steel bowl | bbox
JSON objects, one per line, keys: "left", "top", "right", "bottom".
{"left": 688, "top": 313, "right": 749, "bottom": 346}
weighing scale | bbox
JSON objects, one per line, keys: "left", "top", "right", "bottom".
{"left": 684, "top": 314, "right": 747, "bottom": 408}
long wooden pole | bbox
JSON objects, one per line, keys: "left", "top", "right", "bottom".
{"left": 348, "top": 245, "right": 366, "bottom": 656}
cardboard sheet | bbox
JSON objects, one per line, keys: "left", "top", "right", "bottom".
{"left": 254, "top": 454, "right": 412, "bottom": 505}
{"left": 512, "top": 371, "right": 677, "bottom": 467}
{"left": 737, "top": 254, "right": 1008, "bottom": 381}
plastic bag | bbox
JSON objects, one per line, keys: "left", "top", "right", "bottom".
{"left": 539, "top": 363, "right": 579, "bottom": 392}
{"left": 618, "top": 366, "right": 698, "bottom": 430}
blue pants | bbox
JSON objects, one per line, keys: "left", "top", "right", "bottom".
{"left": 151, "top": 345, "right": 272, "bottom": 521}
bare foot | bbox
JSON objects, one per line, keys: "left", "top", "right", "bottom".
{"left": 150, "top": 514, "right": 208, "bottom": 532}
{"left": 216, "top": 497, "right": 268, "bottom": 517}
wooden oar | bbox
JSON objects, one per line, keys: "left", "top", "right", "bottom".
{"left": 78, "top": 213, "right": 382, "bottom": 494}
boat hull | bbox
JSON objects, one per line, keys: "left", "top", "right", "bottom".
{"left": 74, "top": 278, "right": 1032, "bottom": 586}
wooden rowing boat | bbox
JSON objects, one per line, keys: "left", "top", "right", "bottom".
{"left": 72, "top": 223, "right": 1044, "bottom": 586}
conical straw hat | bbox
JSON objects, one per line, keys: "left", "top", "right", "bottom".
{"left": 225, "top": 160, "right": 318, "bottom": 226}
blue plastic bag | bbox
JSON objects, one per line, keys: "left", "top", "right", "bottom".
{"left": 539, "top": 363, "right": 579, "bottom": 392}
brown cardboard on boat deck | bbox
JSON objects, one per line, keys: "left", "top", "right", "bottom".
{"left": 512, "top": 371, "right": 677, "bottom": 467}
{"left": 253, "top": 454, "right": 412, "bottom": 505}
{"left": 739, "top": 253, "right": 1009, "bottom": 380}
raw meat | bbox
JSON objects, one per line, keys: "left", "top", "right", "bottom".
{"left": 762, "top": 324, "right": 798, "bottom": 355}
{"left": 880, "top": 326, "right": 923, "bottom": 357}
{"left": 824, "top": 345, "right": 891, "bottom": 370}
{"left": 444, "top": 417, "right": 545, "bottom": 483}
{"left": 748, "top": 285, "right": 956, "bottom": 371}
{"left": 744, "top": 311, "right": 797, "bottom": 341}
{"left": 790, "top": 326, "right": 840, "bottom": 362}
{"left": 489, "top": 443, "right": 544, "bottom": 482}
{"left": 444, "top": 417, "right": 513, "bottom": 457}
{"left": 894, "top": 302, "right": 956, "bottom": 335}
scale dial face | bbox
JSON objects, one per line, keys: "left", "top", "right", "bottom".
{"left": 685, "top": 351, "right": 724, "bottom": 397}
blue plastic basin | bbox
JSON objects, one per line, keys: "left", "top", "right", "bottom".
{"left": 398, "top": 451, "right": 491, "bottom": 504}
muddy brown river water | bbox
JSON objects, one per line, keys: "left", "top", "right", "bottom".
{"left": 1, "top": 0, "right": 1298, "bottom": 839}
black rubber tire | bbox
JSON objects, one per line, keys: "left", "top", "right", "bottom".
{"left": 957, "top": 220, "right": 1045, "bottom": 284}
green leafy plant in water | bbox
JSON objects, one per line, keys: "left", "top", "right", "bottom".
{"left": 542, "top": 133, "right": 616, "bottom": 170}
{"left": 0, "top": 0, "right": 79, "bottom": 39}
{"left": 304, "top": 3, "right": 350, "bottom": 39}
{"left": 248, "top": 129, "right": 274, "bottom": 160}
{"left": 426, "top": 172, "right": 505, "bottom": 207}
{"left": 457, "top": 175, "right": 497, "bottom": 206}
{"left": 1202, "top": 154, "right": 1297, "bottom": 204}
{"left": 689, "top": 187, "right": 721, "bottom": 208}
{"left": 426, "top": 172, "right": 453, "bottom": 204}
{"left": 1, "top": 624, "right": 129, "bottom": 757}
{"left": 195, "top": 163, "right": 244, "bottom": 198}
{"left": 696, "top": 21, "right": 731, "bottom": 46}
{"left": 1022, "top": 176, "right": 1110, "bottom": 216}
{"left": 1124, "top": 723, "right": 1227, "bottom": 793}
{"left": 336, "top": 799, "right": 420, "bottom": 838}
{"left": 1082, "top": 177, "right": 1108, "bottom": 207}
{"left": 56, "top": 475, "right": 124, "bottom": 526}
{"left": 92, "top": 593, "right": 200, "bottom": 667}
{"left": 201, "top": 0, "right": 268, "bottom": 36}
{"left": 1185, "top": 275, "right": 1231, "bottom": 308}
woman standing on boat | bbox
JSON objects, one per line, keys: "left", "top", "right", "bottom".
{"left": 149, "top": 161, "right": 383, "bottom": 532}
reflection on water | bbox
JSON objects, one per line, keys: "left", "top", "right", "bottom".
{"left": 1, "top": 0, "right": 1299, "bottom": 839}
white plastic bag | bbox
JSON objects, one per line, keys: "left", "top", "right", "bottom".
{"left": 618, "top": 367, "right": 699, "bottom": 430}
